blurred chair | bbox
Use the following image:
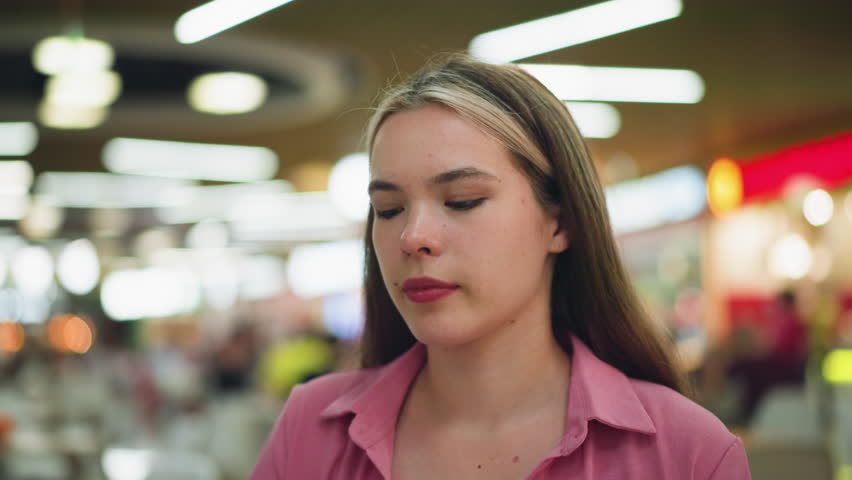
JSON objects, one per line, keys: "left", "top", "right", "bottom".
{"left": 747, "top": 385, "right": 833, "bottom": 480}
{"left": 750, "top": 386, "right": 822, "bottom": 444}
{"left": 103, "top": 446, "right": 219, "bottom": 480}
{"left": 4, "top": 451, "right": 68, "bottom": 480}
{"left": 747, "top": 444, "right": 833, "bottom": 480}
{"left": 146, "top": 451, "right": 220, "bottom": 480}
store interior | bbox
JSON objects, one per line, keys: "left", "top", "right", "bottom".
{"left": 1, "top": 0, "right": 852, "bottom": 478}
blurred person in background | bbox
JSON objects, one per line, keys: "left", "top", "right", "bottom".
{"left": 209, "top": 324, "right": 259, "bottom": 395}
{"left": 252, "top": 54, "right": 751, "bottom": 479}
{"left": 726, "top": 289, "right": 808, "bottom": 425}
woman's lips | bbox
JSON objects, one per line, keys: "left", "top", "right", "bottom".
{"left": 402, "top": 277, "right": 459, "bottom": 303}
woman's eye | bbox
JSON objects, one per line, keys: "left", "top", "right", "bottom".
{"left": 375, "top": 207, "right": 403, "bottom": 219}
{"left": 446, "top": 198, "right": 486, "bottom": 211}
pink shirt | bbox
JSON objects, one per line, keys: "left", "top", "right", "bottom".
{"left": 251, "top": 336, "right": 750, "bottom": 479}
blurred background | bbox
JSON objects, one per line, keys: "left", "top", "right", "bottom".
{"left": 0, "top": 0, "right": 851, "bottom": 478}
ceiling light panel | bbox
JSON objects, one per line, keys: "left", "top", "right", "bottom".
{"left": 0, "top": 123, "right": 39, "bottom": 156}
{"left": 564, "top": 102, "right": 621, "bottom": 138}
{"left": 103, "top": 137, "right": 279, "bottom": 182}
{"left": 175, "top": 0, "right": 298, "bottom": 44}
{"left": 470, "top": 0, "right": 682, "bottom": 63}
{"left": 520, "top": 63, "right": 705, "bottom": 103}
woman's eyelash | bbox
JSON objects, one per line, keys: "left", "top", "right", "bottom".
{"left": 373, "top": 198, "right": 486, "bottom": 219}
{"left": 446, "top": 198, "right": 486, "bottom": 210}
{"left": 375, "top": 207, "right": 403, "bottom": 219}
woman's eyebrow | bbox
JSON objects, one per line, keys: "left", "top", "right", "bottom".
{"left": 368, "top": 167, "right": 497, "bottom": 195}
{"left": 430, "top": 167, "right": 498, "bottom": 185}
{"left": 367, "top": 179, "right": 399, "bottom": 194}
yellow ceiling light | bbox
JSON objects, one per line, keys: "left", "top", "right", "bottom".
{"left": 188, "top": 72, "right": 268, "bottom": 115}
{"left": 38, "top": 101, "right": 107, "bottom": 130}
{"left": 32, "top": 35, "right": 114, "bottom": 75}
{"left": 706, "top": 158, "right": 743, "bottom": 217}
{"left": 45, "top": 70, "right": 122, "bottom": 108}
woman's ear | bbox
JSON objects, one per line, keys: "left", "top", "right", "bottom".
{"left": 549, "top": 221, "right": 569, "bottom": 254}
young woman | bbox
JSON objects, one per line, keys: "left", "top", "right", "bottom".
{"left": 251, "top": 54, "right": 750, "bottom": 479}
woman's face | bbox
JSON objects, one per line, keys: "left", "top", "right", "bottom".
{"left": 369, "top": 104, "right": 568, "bottom": 347}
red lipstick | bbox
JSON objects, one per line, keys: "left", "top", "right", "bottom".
{"left": 401, "top": 277, "right": 459, "bottom": 303}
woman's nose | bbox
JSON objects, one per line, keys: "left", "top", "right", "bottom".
{"left": 400, "top": 209, "right": 442, "bottom": 257}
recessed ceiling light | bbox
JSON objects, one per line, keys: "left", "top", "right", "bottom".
{"left": 32, "top": 35, "right": 114, "bottom": 75}
{"left": 188, "top": 72, "right": 268, "bottom": 114}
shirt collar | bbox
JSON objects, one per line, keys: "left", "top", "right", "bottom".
{"left": 320, "top": 335, "right": 656, "bottom": 445}
{"left": 320, "top": 342, "right": 426, "bottom": 445}
{"left": 564, "top": 335, "right": 656, "bottom": 443}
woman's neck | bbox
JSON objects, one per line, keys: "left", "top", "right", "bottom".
{"left": 412, "top": 316, "right": 571, "bottom": 429}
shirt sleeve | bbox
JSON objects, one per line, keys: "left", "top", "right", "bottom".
{"left": 707, "top": 437, "right": 751, "bottom": 480}
{"left": 249, "top": 385, "right": 305, "bottom": 480}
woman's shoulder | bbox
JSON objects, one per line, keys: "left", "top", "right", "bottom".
{"left": 289, "top": 366, "right": 383, "bottom": 411}
{"left": 628, "top": 377, "right": 739, "bottom": 446}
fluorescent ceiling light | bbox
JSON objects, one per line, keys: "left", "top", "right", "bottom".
{"left": 175, "top": 0, "right": 297, "bottom": 44}
{"left": 0, "top": 194, "right": 30, "bottom": 220}
{"left": 39, "top": 102, "right": 107, "bottom": 130}
{"left": 188, "top": 72, "right": 268, "bottom": 114}
{"left": 32, "top": 36, "right": 114, "bottom": 75}
{"left": 35, "top": 172, "right": 194, "bottom": 209}
{"left": 155, "top": 180, "right": 293, "bottom": 224}
{"left": 564, "top": 102, "right": 621, "bottom": 138}
{"left": 0, "top": 161, "right": 34, "bottom": 195}
{"left": 606, "top": 165, "right": 706, "bottom": 234}
{"left": 0, "top": 123, "right": 39, "bottom": 156}
{"left": 470, "top": 0, "right": 682, "bottom": 63}
{"left": 46, "top": 70, "right": 122, "bottom": 108}
{"left": 103, "top": 137, "right": 279, "bottom": 182}
{"left": 520, "top": 63, "right": 704, "bottom": 103}
{"left": 228, "top": 191, "right": 355, "bottom": 242}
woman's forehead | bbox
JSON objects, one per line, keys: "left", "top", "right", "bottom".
{"left": 370, "top": 105, "right": 512, "bottom": 177}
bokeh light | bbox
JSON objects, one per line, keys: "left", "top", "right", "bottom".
{"left": 328, "top": 153, "right": 370, "bottom": 222}
{"left": 188, "top": 72, "right": 268, "bottom": 114}
{"left": 11, "top": 245, "right": 54, "bottom": 295}
{"left": 47, "top": 313, "right": 95, "bottom": 354}
{"left": 57, "top": 239, "right": 101, "bottom": 295}
{"left": 0, "top": 320, "right": 25, "bottom": 353}
{"left": 802, "top": 189, "right": 834, "bottom": 226}
{"left": 768, "top": 233, "right": 812, "bottom": 280}
{"left": 707, "top": 158, "right": 743, "bottom": 217}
